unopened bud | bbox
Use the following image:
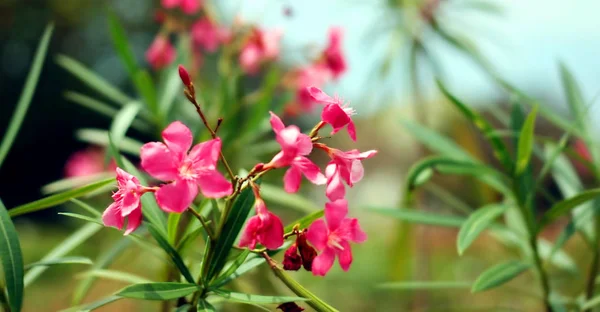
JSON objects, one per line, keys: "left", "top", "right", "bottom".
{"left": 282, "top": 244, "right": 302, "bottom": 271}
{"left": 178, "top": 65, "right": 192, "bottom": 87}
{"left": 296, "top": 232, "right": 317, "bottom": 271}
{"left": 277, "top": 302, "right": 304, "bottom": 312}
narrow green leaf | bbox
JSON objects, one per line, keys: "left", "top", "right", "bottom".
{"left": 437, "top": 80, "right": 513, "bottom": 171}
{"left": 515, "top": 105, "right": 538, "bottom": 175}
{"left": 471, "top": 261, "right": 530, "bottom": 292}
{"left": 259, "top": 184, "right": 320, "bottom": 213}
{"left": 243, "top": 65, "right": 280, "bottom": 134}
{"left": 582, "top": 295, "right": 600, "bottom": 310}
{"left": 457, "top": 204, "right": 508, "bottom": 255}
{"left": 107, "top": 102, "right": 141, "bottom": 167}
{"left": 9, "top": 178, "right": 115, "bottom": 217}
{"left": 370, "top": 207, "right": 464, "bottom": 228}
{"left": 0, "top": 24, "right": 53, "bottom": 168}
{"left": 206, "top": 187, "right": 256, "bottom": 281}
{"left": 60, "top": 295, "right": 122, "bottom": 312}
{"left": 211, "top": 249, "right": 251, "bottom": 287}
{"left": 0, "top": 199, "right": 24, "bottom": 312}
{"left": 76, "top": 128, "right": 143, "bottom": 156}
{"left": 69, "top": 199, "right": 102, "bottom": 217}
{"left": 177, "top": 224, "right": 207, "bottom": 255}
{"left": 158, "top": 65, "right": 183, "bottom": 117}
{"left": 58, "top": 212, "right": 103, "bottom": 226}
{"left": 133, "top": 70, "right": 158, "bottom": 115}
{"left": 25, "top": 256, "right": 92, "bottom": 269}
{"left": 56, "top": 54, "right": 132, "bottom": 104}
{"left": 268, "top": 267, "right": 338, "bottom": 312}
{"left": 78, "top": 269, "right": 152, "bottom": 284}
{"left": 147, "top": 224, "right": 195, "bottom": 283}
{"left": 117, "top": 282, "right": 201, "bottom": 300}
{"left": 284, "top": 210, "right": 324, "bottom": 233}
{"left": 378, "top": 281, "right": 471, "bottom": 290}
{"left": 197, "top": 299, "right": 217, "bottom": 312}
{"left": 401, "top": 119, "right": 473, "bottom": 161}
{"left": 41, "top": 173, "right": 112, "bottom": 195}
{"left": 213, "top": 289, "right": 307, "bottom": 304}
{"left": 560, "top": 63, "right": 587, "bottom": 132}
{"left": 25, "top": 223, "right": 101, "bottom": 287}
{"left": 540, "top": 188, "right": 600, "bottom": 229}
{"left": 167, "top": 212, "right": 182, "bottom": 245}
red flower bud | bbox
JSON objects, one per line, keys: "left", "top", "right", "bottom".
{"left": 297, "top": 231, "right": 317, "bottom": 271}
{"left": 178, "top": 65, "right": 192, "bottom": 87}
{"left": 282, "top": 243, "right": 302, "bottom": 271}
{"left": 277, "top": 302, "right": 305, "bottom": 312}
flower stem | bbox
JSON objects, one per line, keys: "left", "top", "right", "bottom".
{"left": 585, "top": 214, "right": 600, "bottom": 311}
{"left": 529, "top": 236, "right": 552, "bottom": 312}
{"left": 187, "top": 207, "right": 215, "bottom": 241}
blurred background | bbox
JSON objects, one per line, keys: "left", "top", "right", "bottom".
{"left": 1, "top": 0, "right": 599, "bottom": 311}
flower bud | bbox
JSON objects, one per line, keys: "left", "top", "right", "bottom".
{"left": 277, "top": 302, "right": 305, "bottom": 312}
{"left": 282, "top": 243, "right": 302, "bottom": 271}
{"left": 178, "top": 65, "right": 192, "bottom": 87}
{"left": 296, "top": 231, "right": 317, "bottom": 271}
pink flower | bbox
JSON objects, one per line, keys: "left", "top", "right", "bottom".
{"left": 322, "top": 147, "right": 377, "bottom": 201}
{"left": 308, "top": 87, "right": 357, "bottom": 141}
{"left": 161, "top": 0, "right": 201, "bottom": 14}
{"left": 294, "top": 64, "right": 332, "bottom": 112}
{"left": 140, "top": 121, "right": 232, "bottom": 213}
{"left": 323, "top": 27, "right": 347, "bottom": 79}
{"left": 307, "top": 199, "right": 367, "bottom": 276}
{"left": 64, "top": 147, "right": 116, "bottom": 178}
{"left": 146, "top": 36, "right": 176, "bottom": 69}
{"left": 239, "top": 28, "right": 282, "bottom": 74}
{"left": 239, "top": 197, "right": 284, "bottom": 250}
{"left": 102, "top": 168, "right": 145, "bottom": 235}
{"left": 266, "top": 112, "right": 325, "bottom": 192}
{"left": 191, "top": 18, "right": 230, "bottom": 53}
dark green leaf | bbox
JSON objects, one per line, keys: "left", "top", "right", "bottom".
{"left": 211, "top": 249, "right": 251, "bottom": 287}
{"left": 471, "top": 261, "right": 530, "bottom": 292}
{"left": 370, "top": 207, "right": 464, "bottom": 228}
{"left": 540, "top": 188, "right": 600, "bottom": 229}
{"left": 148, "top": 224, "right": 195, "bottom": 283}
{"left": 515, "top": 105, "right": 538, "bottom": 175}
{"left": 9, "top": 178, "right": 115, "bottom": 217}
{"left": 116, "top": 282, "right": 200, "bottom": 300}
{"left": 457, "top": 204, "right": 508, "bottom": 255}
{"left": 206, "top": 187, "right": 256, "bottom": 281}
{"left": 378, "top": 281, "right": 471, "bottom": 290}
{"left": 0, "top": 199, "right": 24, "bottom": 312}
{"left": 197, "top": 299, "right": 217, "bottom": 312}
{"left": 0, "top": 24, "right": 53, "bottom": 168}
{"left": 213, "top": 289, "right": 307, "bottom": 304}
{"left": 25, "top": 256, "right": 92, "bottom": 269}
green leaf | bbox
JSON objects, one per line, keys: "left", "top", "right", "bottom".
{"left": 107, "top": 102, "right": 141, "bottom": 166}
{"left": 133, "top": 70, "right": 158, "bottom": 116}
{"left": 58, "top": 212, "right": 103, "bottom": 226}
{"left": 60, "top": 295, "right": 122, "bottom": 312}
{"left": 0, "top": 24, "right": 53, "bottom": 168}
{"left": 78, "top": 269, "right": 152, "bottom": 284}
{"left": 560, "top": 63, "right": 587, "bottom": 132}
{"left": 243, "top": 65, "right": 280, "bottom": 134}
{"left": 259, "top": 184, "right": 320, "bottom": 213}
{"left": 69, "top": 199, "right": 101, "bottom": 217}
{"left": 0, "top": 199, "right": 24, "bottom": 312}
{"left": 583, "top": 295, "right": 600, "bottom": 310}
{"left": 25, "top": 223, "right": 101, "bottom": 287}
{"left": 25, "top": 256, "right": 92, "bottom": 269}
{"left": 116, "top": 282, "right": 201, "bottom": 300}
{"left": 213, "top": 289, "right": 307, "bottom": 304}
{"left": 158, "top": 65, "right": 183, "bottom": 118}
{"left": 206, "top": 187, "right": 256, "bottom": 281}
{"left": 284, "top": 210, "right": 324, "bottom": 233}
{"left": 211, "top": 249, "right": 251, "bottom": 287}
{"left": 167, "top": 212, "right": 182, "bottom": 245}
{"left": 9, "top": 178, "right": 115, "bottom": 217}
{"left": 268, "top": 267, "right": 338, "bottom": 312}
{"left": 197, "top": 299, "right": 217, "bottom": 312}
{"left": 56, "top": 54, "right": 132, "bottom": 105}
{"left": 471, "top": 260, "right": 530, "bottom": 292}
{"left": 515, "top": 105, "right": 538, "bottom": 175}
{"left": 457, "top": 204, "right": 508, "bottom": 255}
{"left": 147, "top": 224, "right": 195, "bottom": 283}
{"left": 401, "top": 119, "right": 473, "bottom": 161}
{"left": 437, "top": 81, "right": 513, "bottom": 171}
{"left": 377, "top": 281, "right": 471, "bottom": 290}
{"left": 41, "top": 173, "right": 112, "bottom": 195}
{"left": 370, "top": 207, "right": 464, "bottom": 228}
{"left": 76, "top": 128, "right": 143, "bottom": 156}
{"left": 540, "top": 188, "right": 600, "bottom": 229}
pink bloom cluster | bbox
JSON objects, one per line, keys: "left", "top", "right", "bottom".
{"left": 64, "top": 146, "right": 116, "bottom": 178}
{"left": 239, "top": 87, "right": 376, "bottom": 276}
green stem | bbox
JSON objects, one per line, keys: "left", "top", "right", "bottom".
{"left": 529, "top": 236, "right": 552, "bottom": 312}
{"left": 585, "top": 214, "right": 600, "bottom": 312}
{"left": 187, "top": 207, "right": 215, "bottom": 241}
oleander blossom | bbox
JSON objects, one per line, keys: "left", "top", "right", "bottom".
{"left": 161, "top": 0, "right": 201, "bottom": 14}
{"left": 323, "top": 27, "right": 347, "bottom": 79}
{"left": 322, "top": 146, "right": 377, "bottom": 201}
{"left": 146, "top": 36, "right": 176, "bottom": 69}
{"left": 308, "top": 87, "right": 357, "bottom": 141}
{"left": 140, "top": 121, "right": 232, "bottom": 213}
{"left": 307, "top": 199, "right": 367, "bottom": 276}
{"left": 294, "top": 64, "right": 332, "bottom": 112}
{"left": 64, "top": 146, "right": 116, "bottom": 178}
{"left": 239, "top": 197, "right": 284, "bottom": 250}
{"left": 102, "top": 168, "right": 145, "bottom": 235}
{"left": 191, "top": 18, "right": 230, "bottom": 53}
{"left": 265, "top": 112, "right": 326, "bottom": 192}
{"left": 239, "top": 27, "right": 282, "bottom": 74}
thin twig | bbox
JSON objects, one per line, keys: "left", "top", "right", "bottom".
{"left": 187, "top": 207, "right": 215, "bottom": 241}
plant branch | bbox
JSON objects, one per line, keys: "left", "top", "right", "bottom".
{"left": 187, "top": 207, "right": 215, "bottom": 242}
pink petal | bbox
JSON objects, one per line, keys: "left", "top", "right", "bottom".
{"left": 336, "top": 241, "right": 353, "bottom": 271}
{"left": 156, "top": 179, "right": 198, "bottom": 213}
{"left": 239, "top": 215, "right": 261, "bottom": 249}
{"left": 347, "top": 218, "right": 367, "bottom": 243}
{"left": 239, "top": 44, "right": 261, "bottom": 74}
{"left": 140, "top": 142, "right": 178, "bottom": 181}
{"left": 359, "top": 150, "right": 378, "bottom": 159}
{"left": 325, "top": 199, "right": 348, "bottom": 231}
{"left": 325, "top": 163, "right": 346, "bottom": 201}
{"left": 349, "top": 159, "right": 365, "bottom": 184}
{"left": 124, "top": 206, "right": 143, "bottom": 235}
{"left": 197, "top": 170, "right": 233, "bottom": 198}
{"left": 269, "top": 112, "right": 285, "bottom": 133}
{"left": 102, "top": 202, "right": 123, "bottom": 230}
{"left": 161, "top": 0, "right": 180, "bottom": 8}
{"left": 121, "top": 191, "right": 140, "bottom": 217}
{"left": 162, "top": 121, "right": 193, "bottom": 161}
{"left": 146, "top": 36, "right": 176, "bottom": 69}
{"left": 188, "top": 138, "right": 221, "bottom": 169}
{"left": 296, "top": 133, "right": 313, "bottom": 156}
{"left": 293, "top": 157, "right": 326, "bottom": 185}
{"left": 260, "top": 29, "right": 282, "bottom": 58}
{"left": 267, "top": 151, "right": 294, "bottom": 168}
{"left": 311, "top": 247, "right": 336, "bottom": 276}
{"left": 321, "top": 104, "right": 351, "bottom": 135}
{"left": 347, "top": 120, "right": 357, "bottom": 141}
{"left": 180, "top": 0, "right": 201, "bottom": 14}
{"left": 192, "top": 18, "right": 220, "bottom": 52}
{"left": 307, "top": 219, "right": 329, "bottom": 251}
{"left": 259, "top": 211, "right": 284, "bottom": 249}
{"left": 308, "top": 87, "right": 336, "bottom": 105}
{"left": 283, "top": 166, "right": 302, "bottom": 193}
